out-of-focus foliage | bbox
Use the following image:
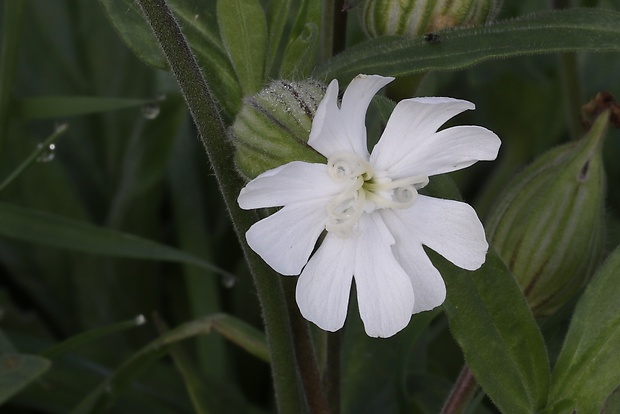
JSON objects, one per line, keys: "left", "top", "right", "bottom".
{"left": 1, "top": 0, "right": 620, "bottom": 413}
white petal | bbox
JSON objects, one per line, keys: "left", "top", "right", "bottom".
{"left": 354, "top": 214, "right": 414, "bottom": 337}
{"left": 309, "top": 75, "right": 393, "bottom": 159}
{"left": 380, "top": 209, "right": 447, "bottom": 314}
{"left": 387, "top": 195, "right": 489, "bottom": 270}
{"left": 296, "top": 233, "right": 355, "bottom": 332}
{"left": 246, "top": 201, "right": 327, "bottom": 275}
{"left": 378, "top": 125, "right": 501, "bottom": 179}
{"left": 371, "top": 97, "right": 496, "bottom": 177}
{"left": 238, "top": 161, "right": 340, "bottom": 209}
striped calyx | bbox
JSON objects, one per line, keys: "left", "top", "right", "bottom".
{"left": 361, "top": 0, "right": 501, "bottom": 38}
{"left": 230, "top": 79, "right": 327, "bottom": 180}
{"left": 486, "top": 112, "right": 608, "bottom": 318}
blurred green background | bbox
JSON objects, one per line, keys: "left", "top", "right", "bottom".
{"left": 1, "top": 0, "right": 620, "bottom": 413}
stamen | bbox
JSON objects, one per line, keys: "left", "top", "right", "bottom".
{"left": 325, "top": 152, "right": 429, "bottom": 237}
{"left": 327, "top": 153, "right": 373, "bottom": 181}
{"left": 326, "top": 187, "right": 366, "bottom": 238}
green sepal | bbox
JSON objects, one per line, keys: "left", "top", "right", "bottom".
{"left": 231, "top": 79, "right": 327, "bottom": 179}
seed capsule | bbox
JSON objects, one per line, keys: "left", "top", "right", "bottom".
{"left": 486, "top": 111, "right": 609, "bottom": 318}
{"left": 361, "top": 0, "right": 502, "bottom": 38}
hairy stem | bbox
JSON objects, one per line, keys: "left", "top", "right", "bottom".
{"left": 135, "top": 1, "right": 305, "bottom": 413}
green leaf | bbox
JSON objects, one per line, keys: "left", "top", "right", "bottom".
{"left": 314, "top": 8, "right": 620, "bottom": 83}
{"left": 341, "top": 308, "right": 439, "bottom": 414}
{"left": 0, "top": 354, "right": 51, "bottom": 405}
{"left": 70, "top": 314, "right": 267, "bottom": 414}
{"left": 0, "top": 202, "right": 231, "bottom": 277}
{"left": 155, "top": 318, "right": 248, "bottom": 414}
{"left": 14, "top": 96, "right": 158, "bottom": 120}
{"left": 548, "top": 246, "right": 620, "bottom": 413}
{"left": 40, "top": 316, "right": 148, "bottom": 359}
{"left": 216, "top": 0, "right": 267, "bottom": 95}
{"left": 98, "top": 0, "right": 168, "bottom": 69}
{"left": 0, "top": 330, "right": 17, "bottom": 354}
{"left": 100, "top": 0, "right": 241, "bottom": 119}
{"left": 168, "top": 124, "right": 228, "bottom": 379}
{"left": 280, "top": 23, "right": 319, "bottom": 80}
{"left": 265, "top": 0, "right": 291, "bottom": 77}
{"left": 437, "top": 248, "right": 550, "bottom": 414}
{"left": 425, "top": 176, "right": 549, "bottom": 414}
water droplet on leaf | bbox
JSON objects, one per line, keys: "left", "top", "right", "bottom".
{"left": 37, "top": 143, "right": 55, "bottom": 162}
{"left": 141, "top": 104, "right": 160, "bottom": 120}
{"left": 134, "top": 314, "right": 147, "bottom": 326}
{"left": 221, "top": 274, "right": 236, "bottom": 288}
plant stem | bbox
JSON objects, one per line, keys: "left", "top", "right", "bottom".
{"left": 135, "top": 1, "right": 305, "bottom": 413}
{"left": 320, "top": 0, "right": 347, "bottom": 63}
{"left": 440, "top": 365, "right": 479, "bottom": 414}
{"left": 326, "top": 331, "right": 341, "bottom": 414}
{"left": 0, "top": 0, "right": 25, "bottom": 157}
{"left": 558, "top": 52, "right": 584, "bottom": 140}
{"left": 283, "top": 279, "right": 330, "bottom": 414}
{"left": 548, "top": 1, "right": 583, "bottom": 140}
{"left": 332, "top": 0, "right": 348, "bottom": 57}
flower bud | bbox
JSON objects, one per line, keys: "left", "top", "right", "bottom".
{"left": 361, "top": 0, "right": 501, "bottom": 38}
{"left": 230, "top": 79, "right": 327, "bottom": 180}
{"left": 486, "top": 111, "right": 609, "bottom": 318}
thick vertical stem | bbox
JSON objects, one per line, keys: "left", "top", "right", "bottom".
{"left": 283, "top": 279, "right": 330, "bottom": 414}
{"left": 134, "top": 1, "right": 305, "bottom": 413}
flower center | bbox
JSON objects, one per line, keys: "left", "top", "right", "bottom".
{"left": 325, "top": 153, "right": 429, "bottom": 237}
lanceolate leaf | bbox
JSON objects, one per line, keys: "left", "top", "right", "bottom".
{"left": 548, "top": 246, "right": 620, "bottom": 413}
{"left": 0, "top": 354, "right": 51, "bottom": 405}
{"left": 0, "top": 202, "right": 231, "bottom": 277}
{"left": 425, "top": 176, "right": 549, "bottom": 414}
{"left": 437, "top": 249, "right": 550, "bottom": 414}
{"left": 100, "top": 0, "right": 241, "bottom": 119}
{"left": 216, "top": 0, "right": 268, "bottom": 95}
{"left": 70, "top": 314, "right": 267, "bottom": 414}
{"left": 15, "top": 96, "right": 158, "bottom": 120}
{"left": 315, "top": 8, "right": 620, "bottom": 83}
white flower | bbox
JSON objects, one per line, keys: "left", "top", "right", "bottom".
{"left": 238, "top": 74, "right": 501, "bottom": 338}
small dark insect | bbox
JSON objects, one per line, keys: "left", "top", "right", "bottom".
{"left": 424, "top": 33, "right": 441, "bottom": 44}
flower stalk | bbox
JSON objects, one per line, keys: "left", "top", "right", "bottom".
{"left": 440, "top": 365, "right": 479, "bottom": 414}
{"left": 135, "top": 1, "right": 305, "bottom": 412}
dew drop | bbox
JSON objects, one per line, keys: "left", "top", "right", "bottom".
{"left": 134, "top": 314, "right": 147, "bottom": 326}
{"left": 221, "top": 274, "right": 236, "bottom": 289}
{"left": 141, "top": 104, "right": 160, "bottom": 120}
{"left": 37, "top": 143, "right": 55, "bottom": 162}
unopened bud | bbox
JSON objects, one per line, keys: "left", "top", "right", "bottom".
{"left": 230, "top": 79, "right": 327, "bottom": 180}
{"left": 486, "top": 111, "right": 608, "bottom": 318}
{"left": 361, "top": 0, "right": 502, "bottom": 38}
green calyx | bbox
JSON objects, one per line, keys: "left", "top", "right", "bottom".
{"left": 230, "top": 79, "right": 327, "bottom": 180}
{"left": 486, "top": 111, "right": 608, "bottom": 318}
{"left": 361, "top": 0, "right": 502, "bottom": 38}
